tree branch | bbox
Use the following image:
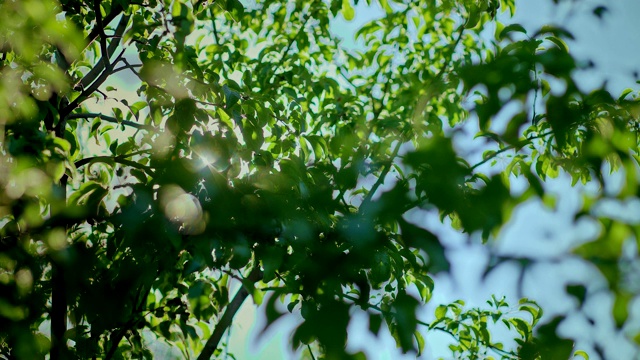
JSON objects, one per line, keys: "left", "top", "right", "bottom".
{"left": 76, "top": 14, "right": 130, "bottom": 91}
{"left": 339, "top": 293, "right": 519, "bottom": 359}
{"left": 278, "top": 14, "right": 310, "bottom": 65}
{"left": 104, "top": 326, "right": 129, "bottom": 360}
{"left": 50, "top": 96, "right": 70, "bottom": 360}
{"left": 66, "top": 113, "right": 156, "bottom": 131}
{"left": 211, "top": 7, "right": 220, "bottom": 46}
{"left": 74, "top": 155, "right": 155, "bottom": 176}
{"left": 359, "top": 26, "right": 466, "bottom": 212}
{"left": 359, "top": 140, "right": 402, "bottom": 213}
{"left": 112, "top": 63, "right": 142, "bottom": 75}
{"left": 307, "top": 344, "right": 317, "bottom": 360}
{"left": 62, "top": 49, "right": 126, "bottom": 118}
{"left": 469, "top": 131, "right": 553, "bottom": 171}
{"left": 93, "top": 0, "right": 112, "bottom": 72}
{"left": 50, "top": 264, "right": 67, "bottom": 360}
{"left": 82, "top": 4, "right": 124, "bottom": 53}
{"left": 434, "top": 24, "right": 465, "bottom": 83}
{"left": 196, "top": 268, "right": 262, "bottom": 360}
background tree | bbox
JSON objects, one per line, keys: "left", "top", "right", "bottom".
{"left": 0, "top": 0, "right": 637, "bottom": 359}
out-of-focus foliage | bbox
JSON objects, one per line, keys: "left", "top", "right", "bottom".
{"left": 0, "top": 0, "right": 637, "bottom": 359}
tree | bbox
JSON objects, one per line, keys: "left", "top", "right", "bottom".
{"left": 0, "top": 0, "right": 637, "bottom": 359}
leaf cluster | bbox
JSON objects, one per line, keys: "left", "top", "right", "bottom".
{"left": 0, "top": 0, "right": 638, "bottom": 359}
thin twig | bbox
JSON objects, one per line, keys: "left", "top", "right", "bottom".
{"left": 194, "top": 99, "right": 224, "bottom": 108}
{"left": 66, "top": 113, "right": 156, "bottom": 131}
{"left": 62, "top": 48, "right": 126, "bottom": 118}
{"left": 433, "top": 24, "right": 465, "bottom": 83}
{"left": 339, "top": 293, "right": 519, "bottom": 359}
{"left": 112, "top": 63, "right": 143, "bottom": 74}
{"left": 279, "top": 15, "right": 311, "bottom": 65}
{"left": 307, "top": 344, "right": 317, "bottom": 360}
{"left": 469, "top": 131, "right": 553, "bottom": 171}
{"left": 74, "top": 155, "right": 155, "bottom": 176}
{"left": 359, "top": 25, "right": 466, "bottom": 211}
{"left": 77, "top": 14, "right": 130, "bottom": 90}
{"left": 359, "top": 140, "right": 402, "bottom": 213}
{"left": 82, "top": 4, "right": 124, "bottom": 52}
{"left": 338, "top": 67, "right": 357, "bottom": 90}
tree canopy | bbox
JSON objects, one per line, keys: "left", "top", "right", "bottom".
{"left": 0, "top": 0, "right": 638, "bottom": 359}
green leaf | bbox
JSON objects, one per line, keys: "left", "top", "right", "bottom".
{"left": 223, "top": 84, "right": 241, "bottom": 109}
{"left": 613, "top": 291, "right": 632, "bottom": 328}
{"left": 546, "top": 36, "right": 569, "bottom": 52}
{"left": 435, "top": 305, "right": 447, "bottom": 320}
{"left": 499, "top": 24, "right": 527, "bottom": 39}
{"left": 391, "top": 293, "right": 419, "bottom": 352}
{"left": 398, "top": 219, "right": 449, "bottom": 274}
{"left": 369, "top": 313, "right": 382, "bottom": 335}
{"left": 414, "top": 330, "right": 425, "bottom": 356}
{"left": 566, "top": 284, "right": 587, "bottom": 308}
{"left": 536, "top": 25, "right": 575, "bottom": 40}
{"left": 574, "top": 350, "right": 589, "bottom": 359}
{"left": 342, "top": 0, "right": 355, "bottom": 21}
{"left": 618, "top": 88, "right": 634, "bottom": 102}
{"left": 593, "top": 6, "right": 608, "bottom": 19}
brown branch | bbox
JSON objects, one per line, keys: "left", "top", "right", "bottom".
{"left": 104, "top": 287, "right": 150, "bottom": 360}
{"left": 61, "top": 153, "right": 154, "bottom": 185}
{"left": 82, "top": 4, "right": 124, "bottom": 53}
{"left": 93, "top": 0, "right": 112, "bottom": 72}
{"left": 76, "top": 14, "right": 130, "bottom": 91}
{"left": 50, "top": 264, "right": 67, "bottom": 360}
{"left": 104, "top": 327, "right": 128, "bottom": 360}
{"left": 50, "top": 97, "right": 70, "bottom": 360}
{"left": 62, "top": 49, "right": 126, "bottom": 118}
{"left": 196, "top": 268, "right": 263, "bottom": 360}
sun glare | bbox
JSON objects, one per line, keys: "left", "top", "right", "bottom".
{"left": 197, "top": 151, "right": 218, "bottom": 169}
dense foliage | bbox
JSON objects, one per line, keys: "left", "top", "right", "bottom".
{"left": 0, "top": 0, "right": 638, "bottom": 359}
